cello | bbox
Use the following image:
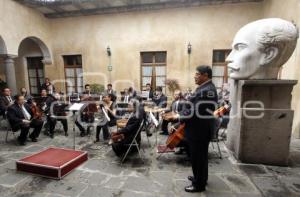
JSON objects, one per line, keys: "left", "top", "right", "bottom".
{"left": 162, "top": 111, "right": 185, "bottom": 149}
{"left": 166, "top": 123, "right": 185, "bottom": 149}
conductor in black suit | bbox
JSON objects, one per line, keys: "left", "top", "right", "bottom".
{"left": 165, "top": 65, "right": 218, "bottom": 193}
{"left": 7, "top": 95, "right": 43, "bottom": 145}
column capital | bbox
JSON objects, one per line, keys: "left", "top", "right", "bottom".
{"left": 4, "top": 54, "right": 17, "bottom": 60}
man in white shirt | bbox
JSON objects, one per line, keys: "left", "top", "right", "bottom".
{"left": 7, "top": 95, "right": 43, "bottom": 145}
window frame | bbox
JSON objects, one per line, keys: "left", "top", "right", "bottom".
{"left": 140, "top": 51, "right": 167, "bottom": 92}
{"left": 63, "top": 55, "right": 83, "bottom": 95}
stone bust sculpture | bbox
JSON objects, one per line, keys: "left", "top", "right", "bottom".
{"left": 226, "top": 18, "right": 298, "bottom": 80}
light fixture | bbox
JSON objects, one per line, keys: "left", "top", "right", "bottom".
{"left": 107, "top": 46, "right": 111, "bottom": 56}
{"left": 187, "top": 42, "right": 192, "bottom": 54}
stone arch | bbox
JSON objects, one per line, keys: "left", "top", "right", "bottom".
{"left": 0, "top": 36, "right": 7, "bottom": 55}
{"left": 18, "top": 36, "right": 52, "bottom": 64}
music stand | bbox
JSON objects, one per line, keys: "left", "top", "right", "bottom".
{"left": 69, "top": 103, "right": 85, "bottom": 150}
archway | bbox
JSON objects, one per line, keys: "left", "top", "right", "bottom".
{"left": 0, "top": 36, "right": 8, "bottom": 90}
{"left": 0, "top": 36, "right": 7, "bottom": 55}
{"left": 19, "top": 36, "right": 52, "bottom": 65}
{"left": 17, "top": 37, "right": 52, "bottom": 95}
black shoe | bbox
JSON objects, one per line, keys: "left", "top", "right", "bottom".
{"left": 184, "top": 185, "right": 205, "bottom": 193}
{"left": 19, "top": 141, "right": 26, "bottom": 146}
{"left": 80, "top": 132, "right": 85, "bottom": 137}
{"left": 50, "top": 134, "right": 54, "bottom": 139}
{"left": 31, "top": 138, "right": 38, "bottom": 142}
{"left": 146, "top": 133, "right": 152, "bottom": 137}
{"left": 188, "top": 176, "right": 194, "bottom": 182}
{"left": 94, "top": 139, "right": 100, "bottom": 143}
{"left": 65, "top": 132, "right": 69, "bottom": 137}
{"left": 174, "top": 148, "right": 184, "bottom": 155}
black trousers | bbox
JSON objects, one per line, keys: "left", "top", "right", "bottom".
{"left": 75, "top": 120, "right": 93, "bottom": 134}
{"left": 161, "top": 119, "right": 169, "bottom": 134}
{"left": 188, "top": 139, "right": 210, "bottom": 189}
{"left": 112, "top": 138, "right": 140, "bottom": 157}
{"left": 48, "top": 117, "right": 68, "bottom": 134}
{"left": 96, "top": 124, "right": 110, "bottom": 140}
{"left": 17, "top": 119, "right": 43, "bottom": 142}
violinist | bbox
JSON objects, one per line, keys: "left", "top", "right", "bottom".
{"left": 45, "top": 92, "right": 69, "bottom": 138}
{"left": 20, "top": 87, "right": 33, "bottom": 105}
{"left": 0, "top": 88, "right": 14, "bottom": 118}
{"left": 7, "top": 95, "right": 43, "bottom": 145}
{"left": 94, "top": 93, "right": 116, "bottom": 143}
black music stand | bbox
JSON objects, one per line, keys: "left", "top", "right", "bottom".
{"left": 69, "top": 103, "right": 85, "bottom": 150}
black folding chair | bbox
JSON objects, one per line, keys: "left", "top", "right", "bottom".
{"left": 121, "top": 119, "right": 145, "bottom": 164}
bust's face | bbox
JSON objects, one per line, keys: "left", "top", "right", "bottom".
{"left": 226, "top": 27, "right": 264, "bottom": 80}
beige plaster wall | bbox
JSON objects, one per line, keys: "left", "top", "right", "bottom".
{"left": 263, "top": 0, "right": 300, "bottom": 138}
{"left": 47, "top": 2, "right": 263, "bottom": 93}
{"left": 0, "top": 0, "right": 51, "bottom": 56}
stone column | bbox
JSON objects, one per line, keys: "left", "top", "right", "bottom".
{"left": 4, "top": 56, "right": 17, "bottom": 94}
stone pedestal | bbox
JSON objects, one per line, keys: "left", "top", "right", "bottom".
{"left": 226, "top": 80, "right": 297, "bottom": 166}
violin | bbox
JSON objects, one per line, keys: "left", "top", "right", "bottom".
{"left": 111, "top": 132, "right": 125, "bottom": 143}
{"left": 31, "top": 103, "right": 43, "bottom": 120}
{"left": 213, "top": 104, "right": 230, "bottom": 118}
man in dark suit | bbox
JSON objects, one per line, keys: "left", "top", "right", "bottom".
{"left": 145, "top": 83, "right": 154, "bottom": 100}
{"left": 45, "top": 92, "right": 68, "bottom": 138}
{"left": 160, "top": 89, "right": 185, "bottom": 135}
{"left": 82, "top": 84, "right": 93, "bottom": 96}
{"left": 152, "top": 86, "right": 167, "bottom": 108}
{"left": 165, "top": 65, "right": 217, "bottom": 193}
{"left": 0, "top": 88, "right": 14, "bottom": 118}
{"left": 111, "top": 99, "right": 145, "bottom": 157}
{"left": 41, "top": 77, "right": 55, "bottom": 94}
{"left": 7, "top": 95, "right": 44, "bottom": 145}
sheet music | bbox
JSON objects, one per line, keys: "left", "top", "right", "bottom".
{"left": 141, "top": 91, "right": 149, "bottom": 98}
{"left": 149, "top": 111, "right": 159, "bottom": 127}
{"left": 69, "top": 103, "right": 85, "bottom": 111}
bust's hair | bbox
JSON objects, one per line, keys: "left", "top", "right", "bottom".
{"left": 253, "top": 18, "right": 299, "bottom": 67}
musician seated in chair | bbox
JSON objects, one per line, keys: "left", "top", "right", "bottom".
{"left": 111, "top": 99, "right": 145, "bottom": 157}
{"left": 45, "top": 92, "right": 69, "bottom": 138}
{"left": 152, "top": 86, "right": 167, "bottom": 108}
{"left": 94, "top": 93, "right": 116, "bottom": 143}
{"left": 7, "top": 95, "right": 43, "bottom": 145}
{"left": 160, "top": 89, "right": 185, "bottom": 135}
{"left": 0, "top": 88, "right": 14, "bottom": 118}
{"left": 75, "top": 94, "right": 95, "bottom": 137}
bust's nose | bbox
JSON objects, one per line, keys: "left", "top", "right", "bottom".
{"left": 226, "top": 51, "right": 234, "bottom": 63}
